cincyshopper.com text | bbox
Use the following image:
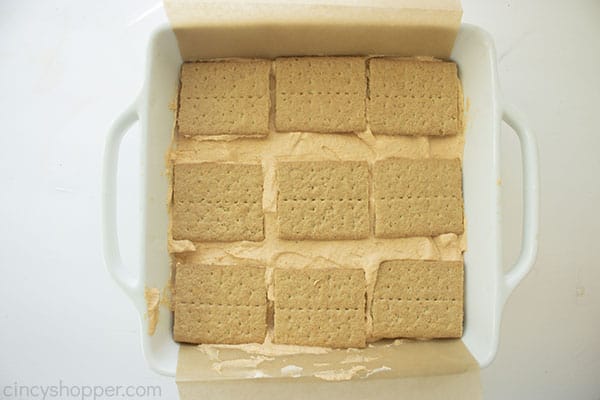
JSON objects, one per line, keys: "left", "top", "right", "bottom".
{"left": 2, "top": 381, "right": 162, "bottom": 400}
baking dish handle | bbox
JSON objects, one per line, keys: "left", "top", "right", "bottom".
{"left": 102, "top": 102, "right": 143, "bottom": 308}
{"left": 501, "top": 104, "right": 540, "bottom": 301}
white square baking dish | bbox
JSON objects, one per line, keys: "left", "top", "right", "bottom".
{"left": 102, "top": 23, "right": 539, "bottom": 376}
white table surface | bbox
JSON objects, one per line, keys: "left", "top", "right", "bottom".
{"left": 1, "top": 1, "right": 598, "bottom": 399}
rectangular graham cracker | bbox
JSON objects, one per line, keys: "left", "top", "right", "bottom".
{"left": 172, "top": 163, "right": 264, "bottom": 242}
{"left": 372, "top": 260, "right": 464, "bottom": 339}
{"left": 274, "top": 57, "right": 366, "bottom": 133}
{"left": 276, "top": 161, "right": 370, "bottom": 240}
{"left": 273, "top": 268, "right": 366, "bottom": 348}
{"left": 374, "top": 158, "right": 464, "bottom": 238}
{"left": 173, "top": 264, "right": 267, "bottom": 344}
{"left": 178, "top": 60, "right": 270, "bottom": 136}
{"left": 368, "top": 59, "right": 461, "bottom": 136}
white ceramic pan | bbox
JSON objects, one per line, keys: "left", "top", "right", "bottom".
{"left": 102, "top": 23, "right": 539, "bottom": 376}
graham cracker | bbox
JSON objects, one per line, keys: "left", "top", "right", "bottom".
{"left": 178, "top": 60, "right": 270, "bottom": 136}
{"left": 368, "top": 59, "right": 461, "bottom": 136}
{"left": 374, "top": 158, "right": 463, "bottom": 237}
{"left": 173, "top": 264, "right": 267, "bottom": 344}
{"left": 172, "top": 162, "right": 264, "bottom": 242}
{"left": 276, "top": 161, "right": 370, "bottom": 240}
{"left": 274, "top": 57, "right": 366, "bottom": 133}
{"left": 372, "top": 260, "right": 464, "bottom": 339}
{"left": 273, "top": 268, "right": 366, "bottom": 348}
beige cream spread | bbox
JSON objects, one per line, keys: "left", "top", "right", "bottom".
{"left": 144, "top": 287, "right": 161, "bottom": 335}
{"left": 167, "top": 57, "right": 466, "bottom": 375}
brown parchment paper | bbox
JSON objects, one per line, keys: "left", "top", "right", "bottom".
{"left": 163, "top": 1, "right": 480, "bottom": 398}
{"left": 177, "top": 339, "right": 480, "bottom": 398}
{"left": 164, "top": 0, "right": 462, "bottom": 60}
